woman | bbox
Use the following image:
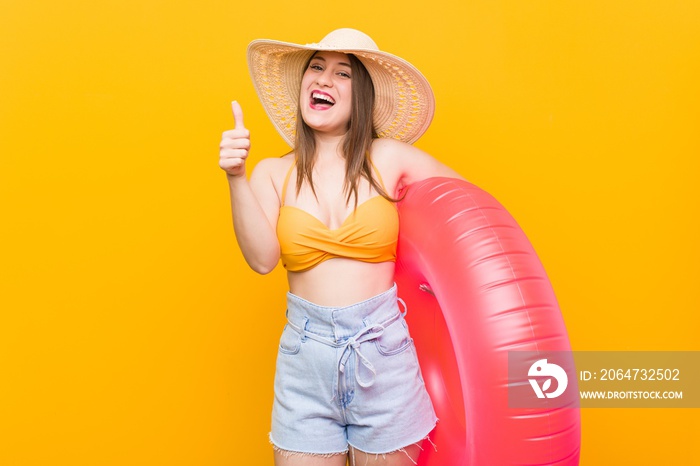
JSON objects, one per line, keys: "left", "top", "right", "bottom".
{"left": 219, "top": 28, "right": 463, "bottom": 466}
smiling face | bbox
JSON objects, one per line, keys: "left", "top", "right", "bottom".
{"left": 299, "top": 51, "right": 354, "bottom": 138}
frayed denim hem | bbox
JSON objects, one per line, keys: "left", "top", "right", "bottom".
{"left": 348, "top": 431, "right": 438, "bottom": 465}
{"left": 269, "top": 433, "right": 349, "bottom": 458}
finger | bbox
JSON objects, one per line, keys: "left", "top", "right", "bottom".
{"left": 221, "top": 128, "right": 250, "bottom": 141}
{"left": 220, "top": 157, "right": 245, "bottom": 170}
{"left": 220, "top": 148, "right": 249, "bottom": 160}
{"left": 220, "top": 137, "right": 251, "bottom": 151}
{"left": 231, "top": 100, "right": 245, "bottom": 130}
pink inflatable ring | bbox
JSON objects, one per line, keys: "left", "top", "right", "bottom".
{"left": 395, "top": 177, "right": 581, "bottom": 465}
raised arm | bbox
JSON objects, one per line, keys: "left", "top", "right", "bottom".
{"left": 371, "top": 138, "right": 465, "bottom": 195}
{"left": 219, "top": 102, "right": 281, "bottom": 274}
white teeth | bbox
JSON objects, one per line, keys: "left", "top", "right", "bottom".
{"left": 312, "top": 92, "right": 335, "bottom": 104}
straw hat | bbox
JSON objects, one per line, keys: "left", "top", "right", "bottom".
{"left": 247, "top": 28, "right": 435, "bottom": 146}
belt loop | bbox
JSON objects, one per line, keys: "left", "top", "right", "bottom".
{"left": 300, "top": 317, "right": 310, "bottom": 342}
{"left": 397, "top": 297, "right": 408, "bottom": 316}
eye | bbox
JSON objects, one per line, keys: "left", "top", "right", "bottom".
{"left": 338, "top": 71, "right": 351, "bottom": 79}
{"left": 309, "top": 63, "right": 323, "bottom": 71}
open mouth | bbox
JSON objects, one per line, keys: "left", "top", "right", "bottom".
{"left": 310, "top": 91, "right": 335, "bottom": 109}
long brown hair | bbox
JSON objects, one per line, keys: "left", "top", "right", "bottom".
{"left": 292, "top": 53, "right": 396, "bottom": 207}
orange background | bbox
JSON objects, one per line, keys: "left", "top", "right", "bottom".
{"left": 1, "top": 1, "right": 698, "bottom": 464}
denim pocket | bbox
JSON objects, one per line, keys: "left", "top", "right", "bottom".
{"left": 278, "top": 324, "right": 301, "bottom": 355}
{"left": 374, "top": 318, "right": 412, "bottom": 356}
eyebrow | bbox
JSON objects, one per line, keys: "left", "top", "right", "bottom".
{"left": 311, "top": 55, "right": 352, "bottom": 68}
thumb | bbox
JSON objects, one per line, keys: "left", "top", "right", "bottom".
{"left": 231, "top": 100, "right": 245, "bottom": 130}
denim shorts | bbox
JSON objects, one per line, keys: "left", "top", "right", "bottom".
{"left": 269, "top": 284, "right": 437, "bottom": 455}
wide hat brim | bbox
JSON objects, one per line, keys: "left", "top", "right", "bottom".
{"left": 247, "top": 28, "right": 435, "bottom": 146}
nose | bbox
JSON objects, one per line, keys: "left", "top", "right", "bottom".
{"left": 316, "top": 69, "right": 333, "bottom": 87}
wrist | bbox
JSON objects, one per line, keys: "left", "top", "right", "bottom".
{"left": 226, "top": 172, "right": 247, "bottom": 183}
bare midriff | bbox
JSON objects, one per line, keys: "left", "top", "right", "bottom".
{"left": 287, "top": 258, "right": 395, "bottom": 307}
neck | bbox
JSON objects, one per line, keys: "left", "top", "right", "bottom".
{"left": 314, "top": 132, "right": 346, "bottom": 162}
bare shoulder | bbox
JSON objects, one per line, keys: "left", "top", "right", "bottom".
{"left": 249, "top": 153, "right": 296, "bottom": 201}
{"left": 370, "top": 138, "right": 464, "bottom": 192}
{"left": 368, "top": 139, "right": 408, "bottom": 195}
{"left": 370, "top": 137, "right": 416, "bottom": 160}
{"left": 370, "top": 137, "right": 439, "bottom": 166}
{"left": 252, "top": 153, "right": 294, "bottom": 176}
{"left": 251, "top": 153, "right": 295, "bottom": 182}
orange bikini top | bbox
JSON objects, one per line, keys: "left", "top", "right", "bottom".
{"left": 276, "top": 160, "right": 399, "bottom": 272}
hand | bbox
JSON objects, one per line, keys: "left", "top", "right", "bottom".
{"left": 219, "top": 101, "right": 250, "bottom": 178}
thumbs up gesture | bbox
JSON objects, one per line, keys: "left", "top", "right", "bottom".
{"left": 219, "top": 101, "right": 251, "bottom": 177}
